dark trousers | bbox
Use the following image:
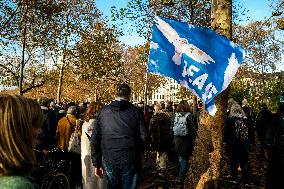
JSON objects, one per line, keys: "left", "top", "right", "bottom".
{"left": 269, "top": 145, "right": 284, "bottom": 189}
{"left": 68, "top": 152, "right": 82, "bottom": 188}
{"left": 103, "top": 162, "right": 139, "bottom": 189}
{"left": 228, "top": 140, "right": 250, "bottom": 180}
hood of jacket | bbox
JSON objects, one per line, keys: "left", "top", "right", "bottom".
{"left": 229, "top": 103, "right": 247, "bottom": 119}
{"left": 109, "top": 100, "right": 133, "bottom": 111}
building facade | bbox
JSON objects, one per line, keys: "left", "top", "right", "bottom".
{"left": 132, "top": 77, "right": 183, "bottom": 105}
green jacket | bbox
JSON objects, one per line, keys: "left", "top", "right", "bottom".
{"left": 0, "top": 175, "right": 38, "bottom": 189}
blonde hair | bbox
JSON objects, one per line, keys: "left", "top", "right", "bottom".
{"left": 154, "top": 103, "right": 162, "bottom": 113}
{"left": 0, "top": 94, "right": 43, "bottom": 175}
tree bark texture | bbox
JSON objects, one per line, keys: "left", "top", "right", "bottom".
{"left": 56, "top": 51, "right": 65, "bottom": 102}
{"left": 56, "top": 14, "right": 69, "bottom": 102}
{"left": 187, "top": 1, "right": 232, "bottom": 188}
{"left": 205, "top": 0, "right": 232, "bottom": 187}
{"left": 19, "top": 23, "right": 26, "bottom": 96}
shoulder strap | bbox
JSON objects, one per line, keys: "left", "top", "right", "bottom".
{"left": 176, "top": 112, "right": 190, "bottom": 118}
{"left": 85, "top": 132, "right": 91, "bottom": 140}
{"left": 66, "top": 116, "right": 75, "bottom": 129}
{"left": 185, "top": 112, "right": 191, "bottom": 117}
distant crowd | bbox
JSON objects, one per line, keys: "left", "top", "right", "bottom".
{"left": 0, "top": 84, "right": 283, "bottom": 189}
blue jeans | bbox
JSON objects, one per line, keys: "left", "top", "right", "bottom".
{"left": 178, "top": 156, "right": 189, "bottom": 187}
{"left": 103, "top": 162, "right": 139, "bottom": 189}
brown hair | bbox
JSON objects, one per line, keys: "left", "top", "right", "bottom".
{"left": 176, "top": 100, "right": 191, "bottom": 113}
{"left": 0, "top": 94, "right": 43, "bottom": 175}
{"left": 85, "top": 101, "right": 104, "bottom": 122}
{"left": 115, "top": 83, "right": 131, "bottom": 99}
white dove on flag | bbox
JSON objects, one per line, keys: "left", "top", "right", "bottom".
{"left": 148, "top": 16, "right": 245, "bottom": 116}
{"left": 155, "top": 16, "right": 215, "bottom": 65}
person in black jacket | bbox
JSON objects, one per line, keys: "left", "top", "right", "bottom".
{"left": 91, "top": 83, "right": 150, "bottom": 189}
{"left": 255, "top": 103, "right": 272, "bottom": 154}
{"left": 36, "top": 97, "right": 57, "bottom": 151}
{"left": 225, "top": 98, "right": 252, "bottom": 182}
{"left": 149, "top": 103, "right": 172, "bottom": 176}
{"left": 242, "top": 98, "right": 256, "bottom": 145}
{"left": 266, "top": 104, "right": 284, "bottom": 189}
{"left": 172, "top": 100, "right": 197, "bottom": 189}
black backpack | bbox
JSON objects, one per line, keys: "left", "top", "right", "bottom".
{"left": 234, "top": 118, "right": 249, "bottom": 140}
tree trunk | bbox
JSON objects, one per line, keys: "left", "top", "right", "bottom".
{"left": 211, "top": 0, "right": 232, "bottom": 39}
{"left": 143, "top": 71, "right": 148, "bottom": 112}
{"left": 205, "top": 0, "right": 232, "bottom": 187}
{"left": 56, "top": 59, "right": 65, "bottom": 102}
{"left": 188, "top": 1, "right": 232, "bottom": 188}
{"left": 56, "top": 36, "right": 68, "bottom": 102}
{"left": 56, "top": 15, "right": 69, "bottom": 102}
{"left": 19, "top": 23, "right": 27, "bottom": 96}
{"left": 193, "top": 95, "right": 198, "bottom": 116}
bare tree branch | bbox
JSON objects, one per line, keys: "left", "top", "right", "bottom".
{"left": 0, "top": 63, "right": 19, "bottom": 85}
{"left": 0, "top": 5, "right": 20, "bottom": 34}
{"left": 22, "top": 82, "right": 45, "bottom": 94}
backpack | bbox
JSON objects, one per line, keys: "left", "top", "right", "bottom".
{"left": 173, "top": 112, "right": 191, "bottom": 136}
{"left": 234, "top": 118, "right": 249, "bottom": 140}
{"left": 66, "top": 116, "right": 81, "bottom": 154}
{"left": 68, "top": 131, "right": 81, "bottom": 154}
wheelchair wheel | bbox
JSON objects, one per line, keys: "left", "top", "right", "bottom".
{"left": 41, "top": 172, "right": 70, "bottom": 189}
{"left": 49, "top": 173, "right": 70, "bottom": 189}
{"left": 40, "top": 173, "right": 53, "bottom": 189}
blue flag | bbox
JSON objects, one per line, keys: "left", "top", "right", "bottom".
{"left": 148, "top": 16, "right": 245, "bottom": 116}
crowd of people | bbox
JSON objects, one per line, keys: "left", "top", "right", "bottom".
{"left": 225, "top": 97, "right": 284, "bottom": 188}
{"left": 0, "top": 84, "right": 284, "bottom": 189}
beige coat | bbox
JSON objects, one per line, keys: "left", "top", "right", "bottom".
{"left": 81, "top": 119, "right": 106, "bottom": 189}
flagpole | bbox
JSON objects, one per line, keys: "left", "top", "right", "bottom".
{"left": 143, "top": 0, "right": 158, "bottom": 112}
{"left": 143, "top": 71, "right": 148, "bottom": 112}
